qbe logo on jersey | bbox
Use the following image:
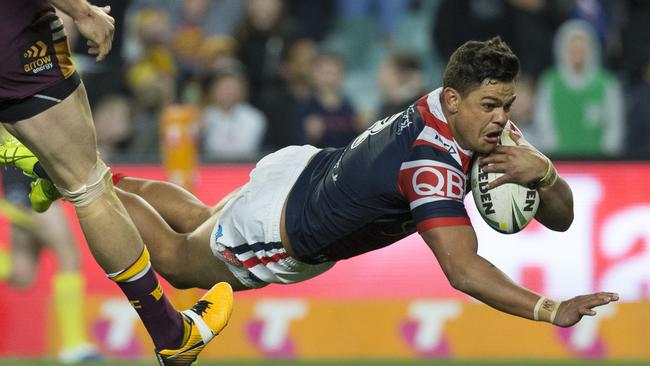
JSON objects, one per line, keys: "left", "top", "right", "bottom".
{"left": 400, "top": 160, "right": 466, "bottom": 209}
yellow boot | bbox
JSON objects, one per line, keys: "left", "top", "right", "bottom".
{"left": 155, "top": 282, "right": 233, "bottom": 366}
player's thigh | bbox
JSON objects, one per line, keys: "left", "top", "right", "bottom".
{"left": 118, "top": 177, "right": 213, "bottom": 233}
{"left": 114, "top": 187, "right": 191, "bottom": 270}
{"left": 3, "top": 83, "right": 98, "bottom": 190}
{"left": 173, "top": 214, "right": 249, "bottom": 291}
{"left": 114, "top": 187, "right": 246, "bottom": 290}
{"left": 172, "top": 239, "right": 248, "bottom": 292}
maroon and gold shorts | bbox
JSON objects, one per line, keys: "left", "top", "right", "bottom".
{"left": 0, "top": 11, "right": 80, "bottom": 123}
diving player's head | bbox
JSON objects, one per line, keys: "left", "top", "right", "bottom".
{"left": 440, "top": 36, "right": 520, "bottom": 154}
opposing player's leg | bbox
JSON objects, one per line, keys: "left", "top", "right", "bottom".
{"left": 114, "top": 187, "right": 246, "bottom": 291}
{"left": 114, "top": 175, "right": 242, "bottom": 234}
{"left": 114, "top": 176, "right": 214, "bottom": 234}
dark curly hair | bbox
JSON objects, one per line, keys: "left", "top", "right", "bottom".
{"left": 442, "top": 36, "right": 520, "bottom": 96}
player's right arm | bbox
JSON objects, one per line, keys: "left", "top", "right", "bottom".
{"left": 48, "top": 0, "right": 114, "bottom": 61}
{"left": 421, "top": 225, "right": 619, "bottom": 326}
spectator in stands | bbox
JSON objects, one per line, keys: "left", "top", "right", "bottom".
{"left": 125, "top": 0, "right": 244, "bottom": 104}
{"left": 180, "top": 35, "right": 240, "bottom": 105}
{"left": 434, "top": 0, "right": 568, "bottom": 80}
{"left": 377, "top": 52, "right": 424, "bottom": 118}
{"left": 618, "top": 0, "right": 650, "bottom": 82}
{"left": 169, "top": 0, "right": 244, "bottom": 38}
{"left": 509, "top": 0, "right": 570, "bottom": 79}
{"left": 568, "top": 0, "right": 612, "bottom": 46}
{"left": 261, "top": 38, "right": 319, "bottom": 150}
{"left": 433, "top": 0, "right": 516, "bottom": 63}
{"left": 168, "top": 0, "right": 244, "bottom": 96}
{"left": 506, "top": 75, "right": 543, "bottom": 147}
{"left": 61, "top": 0, "right": 130, "bottom": 106}
{"left": 200, "top": 69, "right": 267, "bottom": 161}
{"left": 626, "top": 57, "right": 650, "bottom": 158}
{"left": 533, "top": 19, "right": 624, "bottom": 157}
{"left": 296, "top": 54, "right": 361, "bottom": 148}
{"left": 126, "top": 8, "right": 177, "bottom": 159}
{"left": 337, "top": 0, "right": 413, "bottom": 45}
{"left": 285, "top": 0, "right": 335, "bottom": 41}
{"left": 93, "top": 95, "right": 134, "bottom": 162}
{"left": 131, "top": 0, "right": 243, "bottom": 37}
{"left": 235, "top": 0, "right": 298, "bottom": 111}
{"left": 201, "top": 36, "right": 239, "bottom": 75}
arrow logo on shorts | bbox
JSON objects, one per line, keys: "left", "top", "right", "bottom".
{"left": 24, "top": 41, "right": 48, "bottom": 58}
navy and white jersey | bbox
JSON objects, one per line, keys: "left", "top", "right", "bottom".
{"left": 285, "top": 88, "right": 475, "bottom": 264}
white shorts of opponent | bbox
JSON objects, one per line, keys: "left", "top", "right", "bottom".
{"left": 209, "top": 145, "right": 336, "bottom": 289}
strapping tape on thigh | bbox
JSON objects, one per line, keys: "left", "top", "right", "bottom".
{"left": 58, "top": 159, "right": 111, "bottom": 207}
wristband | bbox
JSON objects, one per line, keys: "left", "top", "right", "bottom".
{"left": 533, "top": 296, "right": 560, "bottom": 324}
{"left": 527, "top": 157, "right": 558, "bottom": 190}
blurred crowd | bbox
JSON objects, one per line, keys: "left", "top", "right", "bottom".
{"left": 64, "top": 0, "right": 650, "bottom": 162}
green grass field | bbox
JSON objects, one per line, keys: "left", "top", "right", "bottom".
{"left": 0, "top": 360, "right": 648, "bottom": 366}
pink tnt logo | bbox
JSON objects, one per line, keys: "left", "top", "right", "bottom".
{"left": 245, "top": 300, "right": 306, "bottom": 358}
{"left": 400, "top": 301, "right": 461, "bottom": 358}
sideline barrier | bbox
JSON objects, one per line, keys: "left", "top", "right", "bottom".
{"left": 0, "top": 163, "right": 648, "bottom": 360}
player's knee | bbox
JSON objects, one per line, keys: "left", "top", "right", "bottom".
{"left": 57, "top": 159, "right": 113, "bottom": 207}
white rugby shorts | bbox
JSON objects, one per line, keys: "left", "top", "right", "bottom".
{"left": 209, "top": 145, "right": 336, "bottom": 288}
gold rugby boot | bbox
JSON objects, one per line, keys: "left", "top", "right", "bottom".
{"left": 155, "top": 282, "right": 234, "bottom": 366}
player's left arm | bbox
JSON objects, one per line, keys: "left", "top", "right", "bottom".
{"left": 479, "top": 130, "right": 573, "bottom": 231}
{"left": 421, "top": 225, "right": 618, "bottom": 326}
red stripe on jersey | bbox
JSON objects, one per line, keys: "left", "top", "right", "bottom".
{"left": 415, "top": 95, "right": 473, "bottom": 172}
{"left": 412, "top": 130, "right": 474, "bottom": 173}
{"left": 415, "top": 96, "right": 454, "bottom": 140}
{"left": 458, "top": 149, "right": 472, "bottom": 172}
{"left": 412, "top": 138, "right": 450, "bottom": 155}
{"left": 242, "top": 252, "right": 290, "bottom": 268}
{"left": 416, "top": 216, "right": 471, "bottom": 233}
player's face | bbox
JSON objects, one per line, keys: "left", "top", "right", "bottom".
{"left": 451, "top": 80, "right": 516, "bottom": 154}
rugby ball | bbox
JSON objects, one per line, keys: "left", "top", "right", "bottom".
{"left": 470, "top": 128, "right": 540, "bottom": 234}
